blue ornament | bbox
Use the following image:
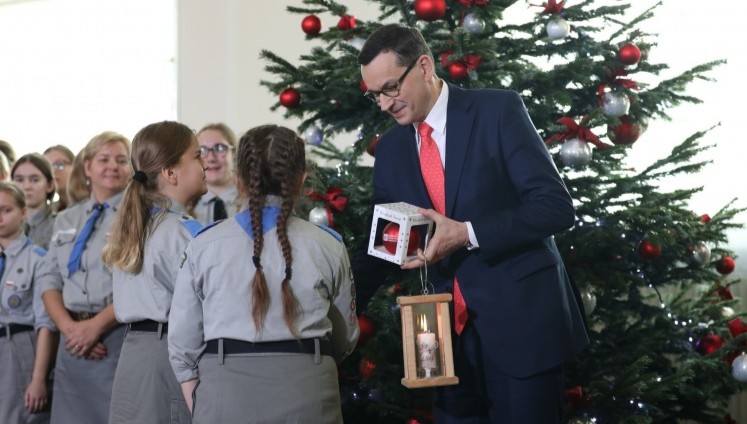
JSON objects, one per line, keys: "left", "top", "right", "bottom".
{"left": 302, "top": 125, "right": 324, "bottom": 146}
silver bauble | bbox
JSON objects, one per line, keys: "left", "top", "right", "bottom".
{"left": 546, "top": 17, "right": 570, "bottom": 40}
{"left": 689, "top": 242, "right": 711, "bottom": 267}
{"left": 308, "top": 206, "right": 329, "bottom": 227}
{"left": 559, "top": 138, "right": 592, "bottom": 169}
{"left": 302, "top": 125, "right": 324, "bottom": 146}
{"left": 347, "top": 37, "right": 366, "bottom": 50}
{"left": 722, "top": 306, "right": 736, "bottom": 318}
{"left": 581, "top": 289, "right": 597, "bottom": 317}
{"left": 462, "top": 13, "right": 486, "bottom": 34}
{"left": 733, "top": 353, "right": 747, "bottom": 382}
{"left": 602, "top": 92, "right": 630, "bottom": 118}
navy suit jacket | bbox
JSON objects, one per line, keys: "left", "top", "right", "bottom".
{"left": 359, "top": 85, "right": 589, "bottom": 378}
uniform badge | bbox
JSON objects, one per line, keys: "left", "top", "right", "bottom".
{"left": 7, "top": 294, "right": 22, "bottom": 309}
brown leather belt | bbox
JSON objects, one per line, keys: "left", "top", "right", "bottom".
{"left": 67, "top": 310, "right": 98, "bottom": 321}
{"left": 0, "top": 324, "right": 34, "bottom": 337}
{"left": 205, "top": 338, "right": 332, "bottom": 357}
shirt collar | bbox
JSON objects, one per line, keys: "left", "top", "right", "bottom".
{"left": 86, "top": 190, "right": 124, "bottom": 213}
{"left": 413, "top": 80, "right": 449, "bottom": 136}
{"left": 4, "top": 234, "right": 30, "bottom": 257}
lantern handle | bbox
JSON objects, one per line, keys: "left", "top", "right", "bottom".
{"left": 418, "top": 229, "right": 434, "bottom": 295}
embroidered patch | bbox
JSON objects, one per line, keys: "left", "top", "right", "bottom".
{"left": 7, "top": 294, "right": 21, "bottom": 309}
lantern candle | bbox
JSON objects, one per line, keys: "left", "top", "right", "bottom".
{"left": 416, "top": 314, "right": 439, "bottom": 377}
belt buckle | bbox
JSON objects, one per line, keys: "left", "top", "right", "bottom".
{"left": 77, "top": 312, "right": 94, "bottom": 321}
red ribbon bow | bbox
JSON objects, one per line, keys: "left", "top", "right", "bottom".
{"left": 440, "top": 51, "right": 482, "bottom": 70}
{"left": 597, "top": 68, "right": 639, "bottom": 106}
{"left": 457, "top": 0, "right": 489, "bottom": 6}
{"left": 307, "top": 187, "right": 348, "bottom": 227}
{"left": 531, "top": 0, "right": 564, "bottom": 14}
{"left": 729, "top": 318, "right": 747, "bottom": 338}
{"left": 545, "top": 117, "right": 609, "bottom": 150}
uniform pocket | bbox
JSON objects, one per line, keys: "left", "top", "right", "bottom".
{"left": 1, "top": 280, "right": 33, "bottom": 314}
{"left": 506, "top": 248, "right": 558, "bottom": 281}
{"left": 170, "top": 399, "right": 191, "bottom": 423}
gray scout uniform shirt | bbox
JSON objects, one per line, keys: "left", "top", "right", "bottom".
{"left": 192, "top": 186, "right": 239, "bottom": 225}
{"left": 0, "top": 234, "right": 55, "bottom": 331}
{"left": 168, "top": 196, "right": 359, "bottom": 383}
{"left": 38, "top": 192, "right": 124, "bottom": 313}
{"left": 26, "top": 203, "right": 55, "bottom": 250}
{"left": 112, "top": 199, "right": 201, "bottom": 324}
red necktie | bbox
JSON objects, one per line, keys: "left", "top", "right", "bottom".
{"left": 418, "top": 122, "right": 468, "bottom": 335}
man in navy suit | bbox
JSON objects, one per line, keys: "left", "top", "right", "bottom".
{"left": 356, "top": 24, "right": 589, "bottom": 423}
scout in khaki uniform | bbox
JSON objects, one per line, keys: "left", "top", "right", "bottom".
{"left": 11, "top": 154, "right": 57, "bottom": 250}
{"left": 191, "top": 123, "right": 239, "bottom": 225}
{"left": 38, "top": 132, "right": 132, "bottom": 424}
{"left": 103, "top": 121, "right": 206, "bottom": 424}
{"left": 169, "top": 125, "right": 359, "bottom": 423}
{"left": 0, "top": 182, "right": 56, "bottom": 424}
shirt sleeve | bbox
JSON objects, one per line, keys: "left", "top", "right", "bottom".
{"left": 327, "top": 242, "right": 359, "bottom": 361}
{"left": 33, "top": 255, "right": 57, "bottom": 332}
{"left": 36, "top": 231, "right": 65, "bottom": 295}
{"left": 168, "top": 243, "right": 206, "bottom": 383}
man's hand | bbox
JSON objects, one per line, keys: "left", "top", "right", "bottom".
{"left": 401, "top": 209, "right": 470, "bottom": 270}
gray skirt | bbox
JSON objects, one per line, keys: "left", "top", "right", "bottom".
{"left": 50, "top": 324, "right": 126, "bottom": 424}
{"left": 109, "top": 329, "right": 190, "bottom": 424}
{"left": 193, "top": 353, "right": 342, "bottom": 424}
{"left": 0, "top": 330, "right": 50, "bottom": 424}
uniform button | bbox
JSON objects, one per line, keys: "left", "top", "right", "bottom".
{"left": 82, "top": 290, "right": 87, "bottom": 295}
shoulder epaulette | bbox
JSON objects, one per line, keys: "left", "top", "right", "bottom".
{"left": 195, "top": 220, "right": 220, "bottom": 237}
{"left": 315, "top": 224, "right": 342, "bottom": 242}
{"left": 180, "top": 219, "right": 203, "bottom": 238}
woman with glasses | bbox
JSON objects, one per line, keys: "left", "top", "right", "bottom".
{"left": 43, "top": 145, "right": 75, "bottom": 212}
{"left": 191, "top": 123, "right": 239, "bottom": 225}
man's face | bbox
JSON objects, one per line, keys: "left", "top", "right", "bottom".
{"left": 361, "top": 52, "right": 429, "bottom": 125}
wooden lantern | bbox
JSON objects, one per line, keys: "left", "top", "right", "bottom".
{"left": 397, "top": 293, "right": 459, "bottom": 388}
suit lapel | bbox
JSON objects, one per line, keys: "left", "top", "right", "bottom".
{"left": 444, "top": 85, "right": 475, "bottom": 216}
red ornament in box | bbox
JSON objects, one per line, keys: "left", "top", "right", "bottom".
{"left": 618, "top": 43, "right": 642, "bottom": 65}
{"left": 638, "top": 239, "right": 661, "bottom": 259}
{"left": 301, "top": 15, "right": 321, "bottom": 36}
{"left": 382, "top": 222, "right": 420, "bottom": 254}
{"left": 279, "top": 88, "right": 301, "bottom": 108}
{"left": 414, "top": 0, "right": 447, "bottom": 21}
{"left": 694, "top": 334, "right": 725, "bottom": 355}
{"left": 717, "top": 256, "right": 736, "bottom": 275}
{"left": 359, "top": 357, "right": 376, "bottom": 378}
{"left": 448, "top": 61, "right": 469, "bottom": 81}
{"left": 356, "top": 315, "right": 375, "bottom": 349}
{"left": 608, "top": 115, "right": 643, "bottom": 145}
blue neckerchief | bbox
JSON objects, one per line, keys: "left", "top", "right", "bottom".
{"left": 152, "top": 207, "right": 203, "bottom": 238}
{"left": 234, "top": 206, "right": 281, "bottom": 239}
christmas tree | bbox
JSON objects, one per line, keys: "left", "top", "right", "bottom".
{"left": 261, "top": 0, "right": 745, "bottom": 422}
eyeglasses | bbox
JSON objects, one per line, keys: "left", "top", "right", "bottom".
{"left": 199, "top": 143, "right": 233, "bottom": 158}
{"left": 51, "top": 161, "right": 70, "bottom": 171}
{"left": 363, "top": 58, "right": 418, "bottom": 103}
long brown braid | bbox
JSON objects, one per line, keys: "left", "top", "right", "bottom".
{"left": 237, "top": 125, "right": 305, "bottom": 338}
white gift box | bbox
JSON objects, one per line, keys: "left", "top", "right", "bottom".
{"left": 367, "top": 202, "right": 433, "bottom": 265}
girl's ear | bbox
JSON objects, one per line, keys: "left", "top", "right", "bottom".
{"left": 161, "top": 167, "right": 178, "bottom": 186}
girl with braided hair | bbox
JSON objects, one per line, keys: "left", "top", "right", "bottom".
{"left": 168, "top": 124, "right": 358, "bottom": 423}
{"left": 103, "top": 121, "right": 207, "bottom": 423}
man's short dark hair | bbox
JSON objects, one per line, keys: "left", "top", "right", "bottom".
{"left": 358, "top": 24, "right": 433, "bottom": 67}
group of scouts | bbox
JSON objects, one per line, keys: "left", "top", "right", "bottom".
{"left": 0, "top": 122, "right": 359, "bottom": 424}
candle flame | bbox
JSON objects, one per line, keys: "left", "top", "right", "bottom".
{"left": 419, "top": 314, "right": 429, "bottom": 333}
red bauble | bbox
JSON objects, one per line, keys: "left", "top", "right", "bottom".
{"left": 608, "top": 115, "right": 643, "bottom": 145}
{"left": 337, "top": 14, "right": 356, "bottom": 30}
{"left": 618, "top": 43, "right": 642, "bottom": 65}
{"left": 359, "top": 357, "right": 376, "bottom": 378}
{"left": 638, "top": 239, "right": 661, "bottom": 260}
{"left": 382, "top": 222, "right": 420, "bottom": 254}
{"left": 414, "top": 0, "right": 447, "bottom": 21}
{"left": 695, "top": 334, "right": 725, "bottom": 355}
{"left": 448, "top": 61, "right": 469, "bottom": 81}
{"left": 356, "top": 315, "right": 375, "bottom": 349}
{"left": 717, "top": 256, "right": 736, "bottom": 275}
{"left": 700, "top": 214, "right": 711, "bottom": 224}
{"left": 366, "top": 135, "right": 380, "bottom": 157}
{"left": 279, "top": 88, "right": 301, "bottom": 108}
{"left": 301, "top": 15, "right": 321, "bottom": 36}
{"left": 359, "top": 79, "right": 368, "bottom": 93}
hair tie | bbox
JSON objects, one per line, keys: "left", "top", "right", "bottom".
{"left": 285, "top": 267, "right": 292, "bottom": 281}
{"left": 252, "top": 256, "right": 261, "bottom": 269}
{"left": 133, "top": 170, "right": 148, "bottom": 184}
